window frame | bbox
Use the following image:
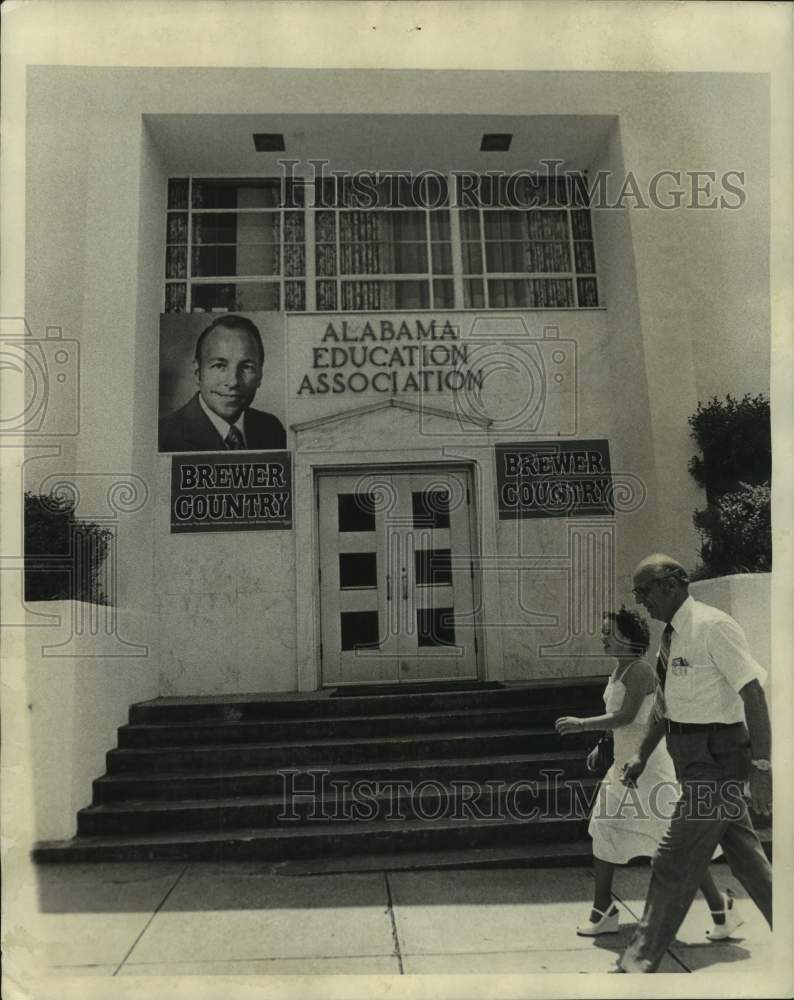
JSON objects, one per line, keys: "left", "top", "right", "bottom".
{"left": 164, "top": 173, "right": 602, "bottom": 313}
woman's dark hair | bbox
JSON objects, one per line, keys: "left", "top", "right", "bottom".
{"left": 603, "top": 605, "right": 651, "bottom": 655}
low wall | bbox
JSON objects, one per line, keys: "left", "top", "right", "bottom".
{"left": 689, "top": 573, "right": 772, "bottom": 693}
{"left": 4, "top": 602, "right": 159, "bottom": 847}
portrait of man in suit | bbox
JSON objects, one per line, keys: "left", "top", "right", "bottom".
{"left": 158, "top": 314, "right": 287, "bottom": 452}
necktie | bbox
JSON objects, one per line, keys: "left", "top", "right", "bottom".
{"left": 656, "top": 622, "right": 674, "bottom": 689}
{"left": 224, "top": 425, "right": 245, "bottom": 450}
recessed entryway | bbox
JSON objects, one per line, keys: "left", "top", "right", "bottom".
{"left": 316, "top": 466, "right": 480, "bottom": 686}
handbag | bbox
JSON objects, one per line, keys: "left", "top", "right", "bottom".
{"left": 591, "top": 733, "right": 614, "bottom": 775}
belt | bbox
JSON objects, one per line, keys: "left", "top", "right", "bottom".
{"left": 665, "top": 720, "right": 744, "bottom": 733}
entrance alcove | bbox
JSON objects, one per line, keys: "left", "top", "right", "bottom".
{"left": 291, "top": 398, "right": 505, "bottom": 691}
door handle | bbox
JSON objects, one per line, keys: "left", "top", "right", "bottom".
{"left": 386, "top": 574, "right": 392, "bottom": 601}
{"left": 401, "top": 568, "right": 408, "bottom": 600}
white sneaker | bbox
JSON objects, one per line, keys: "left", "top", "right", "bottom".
{"left": 577, "top": 904, "right": 620, "bottom": 936}
{"left": 706, "top": 889, "right": 744, "bottom": 941}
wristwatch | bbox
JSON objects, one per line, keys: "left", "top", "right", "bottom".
{"left": 751, "top": 758, "right": 771, "bottom": 771}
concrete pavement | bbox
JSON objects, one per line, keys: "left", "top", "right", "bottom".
{"left": 4, "top": 857, "right": 777, "bottom": 987}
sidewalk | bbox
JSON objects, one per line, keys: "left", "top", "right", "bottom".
{"left": 7, "top": 857, "right": 773, "bottom": 980}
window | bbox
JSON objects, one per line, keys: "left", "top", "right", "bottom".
{"left": 340, "top": 610, "right": 380, "bottom": 650}
{"left": 165, "top": 177, "right": 306, "bottom": 314}
{"left": 457, "top": 174, "right": 598, "bottom": 309}
{"left": 339, "top": 552, "right": 378, "bottom": 589}
{"left": 416, "top": 606, "right": 456, "bottom": 646}
{"left": 164, "top": 173, "right": 599, "bottom": 312}
{"left": 314, "top": 175, "right": 453, "bottom": 312}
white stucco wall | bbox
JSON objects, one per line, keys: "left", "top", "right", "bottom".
{"left": 155, "top": 470, "right": 298, "bottom": 695}
{"left": 4, "top": 603, "right": 159, "bottom": 842}
{"left": 8, "top": 109, "right": 166, "bottom": 843}
{"left": 21, "top": 66, "right": 770, "bottom": 695}
{"left": 690, "top": 573, "right": 772, "bottom": 693}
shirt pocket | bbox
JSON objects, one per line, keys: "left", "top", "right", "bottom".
{"left": 669, "top": 656, "right": 695, "bottom": 683}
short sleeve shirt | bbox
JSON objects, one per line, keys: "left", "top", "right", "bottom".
{"left": 662, "top": 596, "right": 767, "bottom": 724}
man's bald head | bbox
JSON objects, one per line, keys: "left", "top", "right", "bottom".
{"left": 633, "top": 553, "right": 689, "bottom": 584}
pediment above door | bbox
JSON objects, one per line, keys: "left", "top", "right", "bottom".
{"left": 290, "top": 398, "right": 492, "bottom": 452}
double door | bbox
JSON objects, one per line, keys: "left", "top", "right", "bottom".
{"left": 317, "top": 468, "right": 479, "bottom": 685}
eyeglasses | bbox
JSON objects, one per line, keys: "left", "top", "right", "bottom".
{"left": 632, "top": 570, "right": 682, "bottom": 600}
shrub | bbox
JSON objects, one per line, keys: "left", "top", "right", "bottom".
{"left": 688, "top": 394, "right": 771, "bottom": 578}
{"left": 688, "top": 393, "right": 771, "bottom": 502}
{"left": 24, "top": 492, "right": 112, "bottom": 603}
{"left": 692, "top": 482, "right": 771, "bottom": 578}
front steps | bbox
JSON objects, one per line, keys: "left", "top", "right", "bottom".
{"left": 35, "top": 677, "right": 768, "bottom": 866}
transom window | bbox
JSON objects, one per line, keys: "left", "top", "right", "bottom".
{"left": 164, "top": 174, "right": 599, "bottom": 313}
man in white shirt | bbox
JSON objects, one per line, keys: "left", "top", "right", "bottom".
{"left": 616, "top": 553, "right": 772, "bottom": 973}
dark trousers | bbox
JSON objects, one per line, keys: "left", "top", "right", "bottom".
{"left": 620, "top": 726, "right": 772, "bottom": 973}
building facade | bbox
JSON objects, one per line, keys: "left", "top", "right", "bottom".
{"left": 12, "top": 64, "right": 770, "bottom": 841}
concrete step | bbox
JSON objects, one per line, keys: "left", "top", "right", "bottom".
{"left": 33, "top": 813, "right": 590, "bottom": 863}
{"left": 34, "top": 674, "right": 775, "bottom": 868}
{"left": 276, "top": 840, "right": 597, "bottom": 875}
{"left": 116, "top": 703, "right": 586, "bottom": 748}
{"left": 329, "top": 680, "right": 505, "bottom": 697}
{"left": 128, "top": 679, "right": 608, "bottom": 725}
{"left": 93, "top": 750, "right": 590, "bottom": 803}
{"left": 77, "top": 777, "right": 600, "bottom": 835}
{"left": 273, "top": 827, "right": 773, "bottom": 878}
{"left": 105, "top": 727, "right": 593, "bottom": 773}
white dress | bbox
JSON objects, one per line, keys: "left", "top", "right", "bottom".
{"left": 588, "top": 664, "right": 680, "bottom": 865}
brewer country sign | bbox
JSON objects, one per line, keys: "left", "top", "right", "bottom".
{"left": 495, "top": 440, "right": 614, "bottom": 519}
{"left": 170, "top": 452, "right": 292, "bottom": 533}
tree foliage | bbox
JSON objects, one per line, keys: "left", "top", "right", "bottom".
{"left": 692, "top": 483, "right": 771, "bottom": 577}
{"left": 688, "top": 394, "right": 771, "bottom": 578}
{"left": 688, "top": 393, "right": 771, "bottom": 501}
{"left": 24, "top": 492, "right": 112, "bottom": 603}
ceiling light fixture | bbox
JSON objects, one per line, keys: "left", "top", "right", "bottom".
{"left": 253, "top": 133, "right": 286, "bottom": 152}
{"left": 480, "top": 133, "right": 512, "bottom": 152}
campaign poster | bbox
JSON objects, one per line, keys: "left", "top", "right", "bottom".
{"left": 158, "top": 312, "right": 287, "bottom": 453}
{"left": 496, "top": 439, "right": 614, "bottom": 519}
{"left": 170, "top": 451, "right": 293, "bottom": 533}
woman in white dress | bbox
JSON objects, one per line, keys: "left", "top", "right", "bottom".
{"left": 555, "top": 606, "right": 742, "bottom": 938}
